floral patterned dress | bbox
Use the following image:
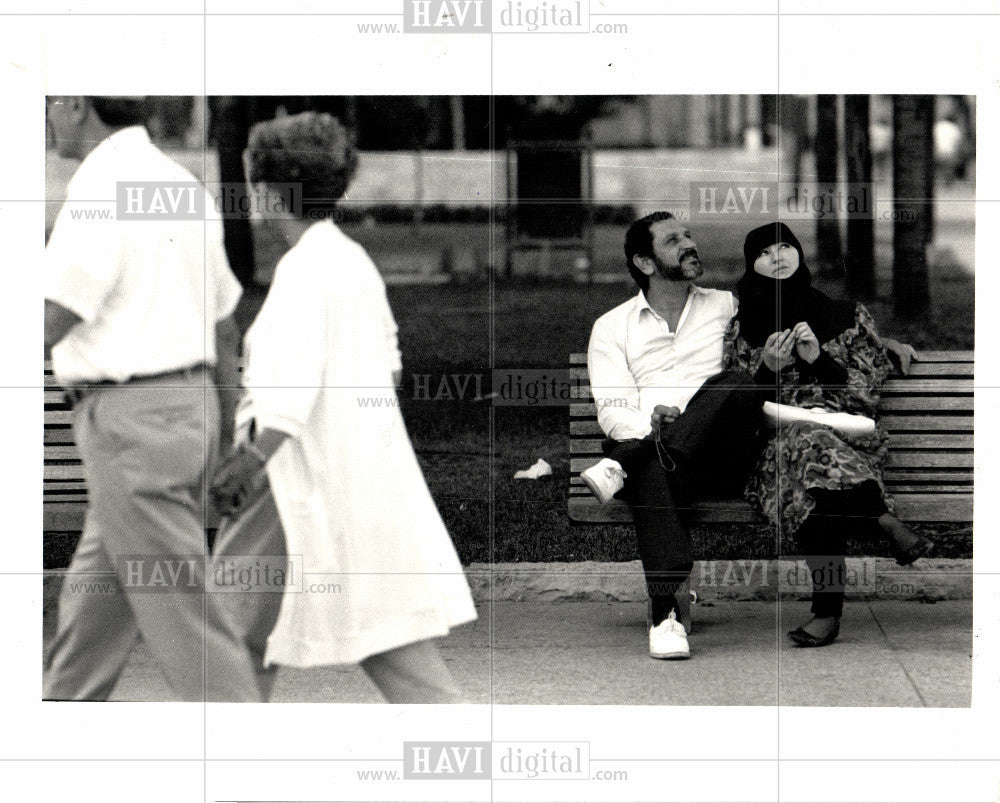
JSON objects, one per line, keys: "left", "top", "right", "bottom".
{"left": 723, "top": 303, "right": 895, "bottom": 536}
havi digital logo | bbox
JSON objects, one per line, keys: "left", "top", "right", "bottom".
{"left": 404, "top": 0, "right": 491, "bottom": 33}
{"left": 403, "top": 741, "right": 491, "bottom": 779}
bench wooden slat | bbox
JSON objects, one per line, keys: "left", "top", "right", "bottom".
{"left": 43, "top": 503, "right": 88, "bottom": 531}
{"left": 571, "top": 448, "right": 973, "bottom": 473}
{"left": 878, "top": 396, "right": 974, "bottom": 412}
{"left": 572, "top": 397, "right": 976, "bottom": 415}
{"left": 568, "top": 351, "right": 973, "bottom": 365}
{"left": 45, "top": 410, "right": 75, "bottom": 426}
{"left": 44, "top": 464, "right": 91, "bottom": 480}
{"left": 907, "top": 351, "right": 974, "bottom": 362}
{"left": 574, "top": 452, "right": 972, "bottom": 473}
{"left": 44, "top": 427, "right": 76, "bottom": 445}
{"left": 879, "top": 416, "right": 974, "bottom": 431}
{"left": 572, "top": 380, "right": 973, "bottom": 398}
{"left": 570, "top": 471, "right": 975, "bottom": 487}
{"left": 866, "top": 485, "right": 974, "bottom": 495}
{"left": 45, "top": 446, "right": 82, "bottom": 461}
{"left": 887, "top": 363, "right": 972, "bottom": 377}
{"left": 885, "top": 452, "right": 973, "bottom": 469}
{"left": 570, "top": 434, "right": 974, "bottom": 455}
{"left": 569, "top": 493, "right": 972, "bottom": 523}
{"left": 570, "top": 416, "right": 974, "bottom": 437}
{"left": 569, "top": 362, "right": 975, "bottom": 388}
{"left": 881, "top": 470, "right": 974, "bottom": 484}
{"left": 882, "top": 379, "right": 973, "bottom": 393}
{"left": 569, "top": 485, "right": 976, "bottom": 502}
{"left": 885, "top": 434, "right": 974, "bottom": 449}
{"left": 569, "top": 482, "right": 973, "bottom": 496}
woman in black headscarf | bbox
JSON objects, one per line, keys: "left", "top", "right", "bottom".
{"left": 725, "top": 222, "right": 933, "bottom": 647}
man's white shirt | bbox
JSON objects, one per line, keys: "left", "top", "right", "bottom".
{"left": 587, "top": 286, "right": 737, "bottom": 441}
{"left": 45, "top": 126, "right": 242, "bottom": 384}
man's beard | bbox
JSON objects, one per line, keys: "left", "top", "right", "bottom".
{"left": 655, "top": 248, "right": 703, "bottom": 281}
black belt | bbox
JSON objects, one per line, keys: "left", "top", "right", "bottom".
{"left": 63, "top": 362, "right": 210, "bottom": 407}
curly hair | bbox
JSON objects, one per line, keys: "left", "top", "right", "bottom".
{"left": 623, "top": 210, "right": 675, "bottom": 292}
{"left": 246, "top": 112, "right": 359, "bottom": 219}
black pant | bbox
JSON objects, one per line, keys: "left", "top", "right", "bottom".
{"left": 796, "top": 482, "right": 888, "bottom": 618}
{"left": 604, "top": 369, "right": 761, "bottom": 624}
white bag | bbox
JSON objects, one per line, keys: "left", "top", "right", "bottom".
{"left": 762, "top": 401, "right": 876, "bottom": 437}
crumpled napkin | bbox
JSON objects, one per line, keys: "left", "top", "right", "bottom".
{"left": 514, "top": 458, "right": 553, "bottom": 480}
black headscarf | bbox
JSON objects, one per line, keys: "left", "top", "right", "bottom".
{"left": 736, "top": 222, "right": 853, "bottom": 347}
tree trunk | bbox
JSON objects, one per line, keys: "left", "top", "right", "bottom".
{"left": 814, "top": 94, "right": 842, "bottom": 272}
{"left": 844, "top": 94, "right": 876, "bottom": 299}
{"left": 892, "top": 95, "right": 934, "bottom": 318}
{"left": 341, "top": 96, "right": 358, "bottom": 134}
{"left": 208, "top": 96, "right": 255, "bottom": 289}
{"left": 449, "top": 96, "right": 466, "bottom": 150}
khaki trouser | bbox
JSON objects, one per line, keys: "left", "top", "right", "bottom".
{"left": 210, "top": 486, "right": 286, "bottom": 700}
{"left": 43, "top": 373, "right": 265, "bottom": 702}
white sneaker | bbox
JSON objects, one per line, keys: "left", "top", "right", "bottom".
{"left": 649, "top": 611, "right": 690, "bottom": 660}
{"left": 581, "top": 458, "right": 627, "bottom": 504}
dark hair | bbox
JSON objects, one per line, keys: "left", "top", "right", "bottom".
{"left": 246, "top": 112, "right": 358, "bottom": 220}
{"left": 87, "top": 97, "right": 151, "bottom": 128}
{"left": 623, "top": 211, "right": 675, "bottom": 292}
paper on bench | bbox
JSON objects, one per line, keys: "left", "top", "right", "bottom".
{"left": 762, "top": 401, "right": 876, "bottom": 437}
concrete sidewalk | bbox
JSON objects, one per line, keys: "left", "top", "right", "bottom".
{"left": 42, "top": 578, "right": 971, "bottom": 706}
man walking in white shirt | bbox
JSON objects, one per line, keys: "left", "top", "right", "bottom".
{"left": 585, "top": 211, "right": 760, "bottom": 660}
{"left": 43, "top": 96, "right": 265, "bottom": 701}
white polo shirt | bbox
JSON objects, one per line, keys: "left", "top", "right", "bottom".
{"left": 45, "top": 126, "right": 242, "bottom": 384}
{"left": 587, "top": 286, "right": 737, "bottom": 441}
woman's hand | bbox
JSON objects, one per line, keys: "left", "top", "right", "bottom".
{"left": 881, "top": 337, "right": 918, "bottom": 374}
{"left": 210, "top": 442, "right": 268, "bottom": 518}
{"left": 762, "top": 329, "right": 797, "bottom": 372}
{"left": 791, "top": 321, "right": 821, "bottom": 364}
{"left": 209, "top": 425, "right": 289, "bottom": 518}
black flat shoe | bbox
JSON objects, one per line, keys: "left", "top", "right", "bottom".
{"left": 787, "top": 622, "right": 840, "bottom": 648}
{"left": 893, "top": 536, "right": 935, "bottom": 566}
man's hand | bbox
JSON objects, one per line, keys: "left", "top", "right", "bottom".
{"left": 882, "top": 337, "right": 918, "bottom": 375}
{"left": 210, "top": 442, "right": 268, "bottom": 519}
{"left": 791, "top": 321, "right": 821, "bottom": 364}
{"left": 762, "top": 329, "right": 797, "bottom": 372}
{"left": 651, "top": 404, "right": 681, "bottom": 431}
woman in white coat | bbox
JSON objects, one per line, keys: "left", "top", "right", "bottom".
{"left": 211, "top": 112, "right": 476, "bottom": 703}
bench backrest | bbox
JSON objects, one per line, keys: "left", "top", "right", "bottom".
{"left": 44, "top": 362, "right": 86, "bottom": 531}
{"left": 43, "top": 353, "right": 977, "bottom": 530}
{"left": 568, "top": 351, "right": 974, "bottom": 524}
